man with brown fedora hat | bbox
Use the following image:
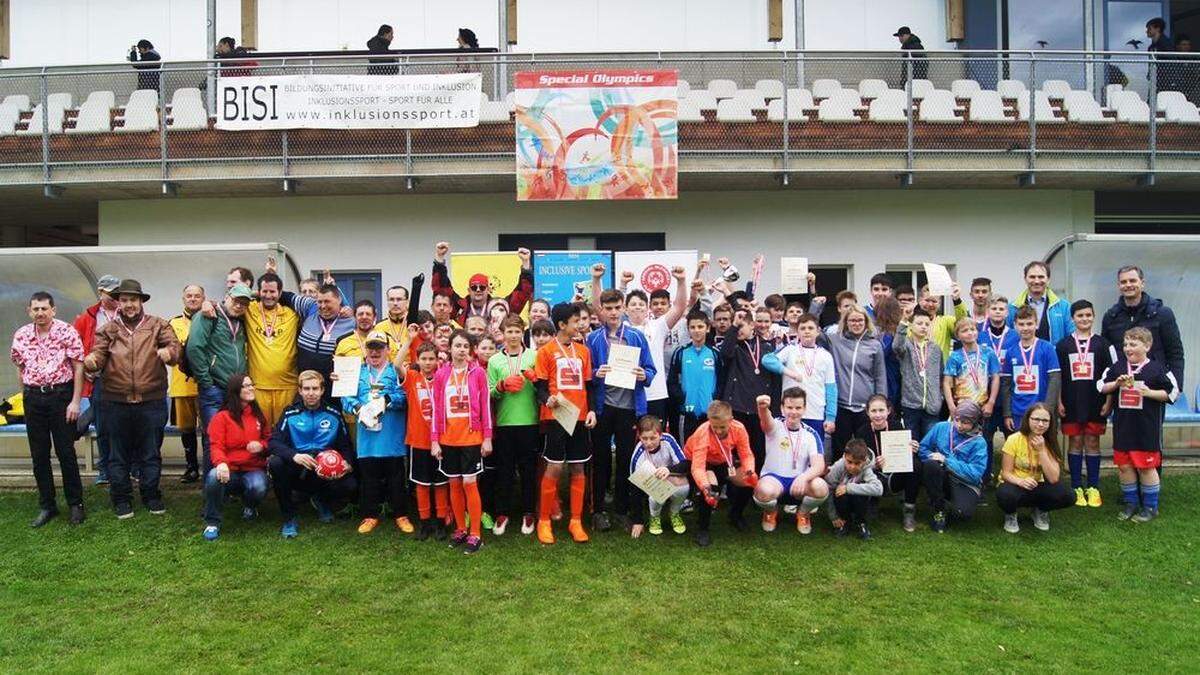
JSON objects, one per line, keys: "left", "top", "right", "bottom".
{"left": 84, "top": 279, "right": 181, "bottom": 519}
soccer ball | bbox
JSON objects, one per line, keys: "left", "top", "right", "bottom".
{"left": 314, "top": 449, "right": 348, "bottom": 479}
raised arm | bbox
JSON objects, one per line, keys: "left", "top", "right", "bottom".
{"left": 664, "top": 266, "right": 689, "bottom": 329}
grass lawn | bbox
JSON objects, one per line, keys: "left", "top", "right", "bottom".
{"left": 1, "top": 473, "right": 1198, "bottom": 673}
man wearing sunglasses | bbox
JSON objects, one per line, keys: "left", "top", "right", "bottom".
{"left": 431, "top": 241, "right": 534, "bottom": 326}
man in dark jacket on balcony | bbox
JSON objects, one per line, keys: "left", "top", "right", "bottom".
{"left": 367, "top": 24, "right": 398, "bottom": 76}
{"left": 894, "top": 26, "right": 928, "bottom": 80}
{"left": 128, "top": 40, "right": 161, "bottom": 92}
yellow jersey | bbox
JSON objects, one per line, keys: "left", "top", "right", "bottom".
{"left": 374, "top": 317, "right": 410, "bottom": 348}
{"left": 245, "top": 300, "right": 299, "bottom": 390}
{"left": 168, "top": 314, "right": 198, "bottom": 397}
{"left": 334, "top": 331, "right": 398, "bottom": 361}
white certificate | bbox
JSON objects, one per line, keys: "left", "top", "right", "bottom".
{"left": 628, "top": 465, "right": 679, "bottom": 504}
{"left": 780, "top": 257, "right": 809, "bottom": 294}
{"left": 923, "top": 263, "right": 954, "bottom": 297}
{"left": 331, "top": 356, "right": 362, "bottom": 398}
{"left": 606, "top": 343, "right": 641, "bottom": 390}
{"left": 880, "top": 430, "right": 914, "bottom": 473}
{"left": 553, "top": 397, "right": 580, "bottom": 435}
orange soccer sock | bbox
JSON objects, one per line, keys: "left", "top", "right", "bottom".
{"left": 415, "top": 485, "right": 432, "bottom": 520}
{"left": 465, "top": 480, "right": 483, "bottom": 538}
{"left": 449, "top": 478, "right": 467, "bottom": 531}
{"left": 570, "top": 472, "right": 586, "bottom": 520}
{"left": 539, "top": 473, "right": 558, "bottom": 521}
{"left": 435, "top": 484, "right": 450, "bottom": 520}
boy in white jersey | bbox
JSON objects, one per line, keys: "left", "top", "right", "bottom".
{"left": 762, "top": 314, "right": 837, "bottom": 438}
{"left": 628, "top": 416, "right": 689, "bottom": 537}
{"left": 752, "top": 389, "right": 829, "bottom": 535}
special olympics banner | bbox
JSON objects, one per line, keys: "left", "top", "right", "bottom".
{"left": 514, "top": 69, "right": 678, "bottom": 201}
{"left": 215, "top": 73, "right": 481, "bottom": 130}
{"left": 449, "top": 252, "right": 522, "bottom": 299}
{"left": 534, "top": 251, "right": 612, "bottom": 304}
{"left": 613, "top": 250, "right": 698, "bottom": 295}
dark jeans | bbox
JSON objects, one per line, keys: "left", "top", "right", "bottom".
{"left": 832, "top": 407, "right": 868, "bottom": 463}
{"left": 104, "top": 399, "right": 168, "bottom": 507}
{"left": 645, "top": 399, "right": 668, "bottom": 426}
{"left": 901, "top": 407, "right": 940, "bottom": 445}
{"left": 921, "top": 459, "right": 980, "bottom": 520}
{"left": 981, "top": 413, "right": 1010, "bottom": 485}
{"left": 729, "top": 410, "right": 767, "bottom": 521}
{"left": 883, "top": 470, "right": 921, "bottom": 505}
{"left": 203, "top": 468, "right": 267, "bottom": 526}
{"left": 197, "top": 385, "right": 226, "bottom": 472}
{"left": 487, "top": 424, "right": 539, "bottom": 518}
{"left": 833, "top": 492, "right": 870, "bottom": 525}
{"left": 268, "top": 454, "right": 358, "bottom": 520}
{"left": 90, "top": 380, "right": 111, "bottom": 478}
{"left": 24, "top": 385, "right": 83, "bottom": 510}
{"left": 995, "top": 480, "right": 1075, "bottom": 515}
{"left": 358, "top": 456, "right": 408, "bottom": 519}
{"left": 677, "top": 413, "right": 706, "bottom": 443}
{"left": 590, "top": 406, "right": 637, "bottom": 517}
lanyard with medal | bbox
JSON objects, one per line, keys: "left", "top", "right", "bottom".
{"left": 259, "top": 303, "right": 279, "bottom": 344}
{"left": 367, "top": 362, "right": 387, "bottom": 396}
{"left": 964, "top": 347, "right": 984, "bottom": 390}
{"left": 986, "top": 325, "right": 1007, "bottom": 357}
{"left": 784, "top": 423, "right": 803, "bottom": 471}
{"left": 1072, "top": 332, "right": 1091, "bottom": 379}
{"left": 556, "top": 339, "right": 580, "bottom": 384}
{"left": 712, "top": 429, "right": 735, "bottom": 474}
{"left": 913, "top": 338, "right": 930, "bottom": 400}
{"left": 745, "top": 337, "right": 762, "bottom": 375}
{"left": 318, "top": 315, "right": 338, "bottom": 347}
{"left": 798, "top": 346, "right": 816, "bottom": 381}
{"left": 1017, "top": 343, "right": 1036, "bottom": 390}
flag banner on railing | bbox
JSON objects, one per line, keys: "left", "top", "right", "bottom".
{"left": 613, "top": 250, "right": 697, "bottom": 294}
{"left": 214, "top": 73, "right": 481, "bottom": 130}
{"left": 533, "top": 251, "right": 612, "bottom": 304}
{"left": 515, "top": 70, "right": 678, "bottom": 201}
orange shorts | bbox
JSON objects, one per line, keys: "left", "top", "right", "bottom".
{"left": 1062, "top": 421, "right": 1106, "bottom": 437}
{"left": 1113, "top": 450, "right": 1161, "bottom": 469}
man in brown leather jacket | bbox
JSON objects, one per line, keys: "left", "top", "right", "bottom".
{"left": 84, "top": 279, "right": 180, "bottom": 519}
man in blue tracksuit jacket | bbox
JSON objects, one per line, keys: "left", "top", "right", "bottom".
{"left": 1006, "top": 262, "right": 1074, "bottom": 345}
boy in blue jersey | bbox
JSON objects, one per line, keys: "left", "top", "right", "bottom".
{"left": 1002, "top": 306, "right": 1062, "bottom": 434}
{"left": 628, "top": 416, "right": 689, "bottom": 537}
{"left": 267, "top": 370, "right": 357, "bottom": 539}
{"left": 667, "top": 311, "right": 722, "bottom": 442}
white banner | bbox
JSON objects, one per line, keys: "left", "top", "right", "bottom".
{"left": 215, "top": 73, "right": 481, "bottom": 130}
{"left": 613, "top": 250, "right": 698, "bottom": 295}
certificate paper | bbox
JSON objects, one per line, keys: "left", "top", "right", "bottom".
{"left": 553, "top": 397, "right": 580, "bottom": 435}
{"left": 880, "top": 430, "right": 914, "bottom": 473}
{"left": 629, "top": 465, "right": 679, "bottom": 504}
{"left": 331, "top": 356, "right": 362, "bottom": 398}
{"left": 606, "top": 344, "right": 641, "bottom": 390}
{"left": 923, "top": 263, "right": 954, "bottom": 297}
{"left": 780, "top": 257, "right": 810, "bottom": 294}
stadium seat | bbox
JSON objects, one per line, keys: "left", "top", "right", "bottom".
{"left": 706, "top": 79, "right": 738, "bottom": 98}
{"left": 1016, "top": 91, "right": 1064, "bottom": 124}
{"left": 685, "top": 91, "right": 719, "bottom": 111}
{"left": 676, "top": 99, "right": 706, "bottom": 122}
{"left": 677, "top": 79, "right": 691, "bottom": 97}
{"left": 907, "top": 79, "right": 934, "bottom": 100}
{"left": 811, "top": 79, "right": 841, "bottom": 100}
{"left": 18, "top": 103, "right": 65, "bottom": 135}
{"left": 730, "top": 89, "right": 766, "bottom": 108}
{"left": 857, "top": 79, "right": 888, "bottom": 99}
{"left": 951, "top": 79, "right": 981, "bottom": 99}
{"left": 825, "top": 89, "right": 865, "bottom": 110}
{"left": 478, "top": 100, "right": 511, "bottom": 123}
{"left": 1156, "top": 91, "right": 1188, "bottom": 113}
{"left": 784, "top": 88, "right": 816, "bottom": 111}
{"left": 968, "top": 90, "right": 1011, "bottom": 123}
{"left": 754, "top": 79, "right": 784, "bottom": 99}
{"left": 868, "top": 90, "right": 908, "bottom": 122}
{"left": 1040, "top": 79, "right": 1072, "bottom": 98}
{"left": 1113, "top": 97, "right": 1151, "bottom": 124}
{"left": 1061, "top": 91, "right": 1113, "bottom": 124}
{"left": 116, "top": 89, "right": 159, "bottom": 132}
{"left": 817, "top": 97, "right": 859, "bottom": 122}
{"left": 67, "top": 97, "right": 113, "bottom": 134}
{"left": 83, "top": 90, "right": 116, "bottom": 110}
{"left": 169, "top": 101, "right": 208, "bottom": 130}
{"left": 766, "top": 98, "right": 807, "bottom": 122}
{"left": 1106, "top": 90, "right": 1142, "bottom": 110}
{"left": 1104, "top": 83, "right": 1125, "bottom": 105}
{"left": 0, "top": 104, "right": 20, "bottom": 135}
{"left": 1163, "top": 99, "right": 1200, "bottom": 123}
{"left": 716, "top": 99, "right": 757, "bottom": 122}
{"left": 170, "top": 87, "right": 202, "bottom": 108}
{"left": 918, "top": 91, "right": 962, "bottom": 123}
{"left": 2, "top": 94, "right": 31, "bottom": 112}
{"left": 997, "top": 79, "right": 1027, "bottom": 99}
{"left": 46, "top": 92, "right": 73, "bottom": 111}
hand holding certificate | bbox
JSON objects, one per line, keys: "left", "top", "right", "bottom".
{"left": 606, "top": 344, "right": 641, "bottom": 390}
{"left": 628, "top": 465, "right": 678, "bottom": 504}
{"left": 922, "top": 263, "right": 954, "bottom": 297}
{"left": 553, "top": 397, "right": 580, "bottom": 435}
{"left": 780, "top": 257, "right": 809, "bottom": 294}
{"left": 880, "top": 430, "right": 914, "bottom": 473}
{"left": 331, "top": 356, "right": 362, "bottom": 398}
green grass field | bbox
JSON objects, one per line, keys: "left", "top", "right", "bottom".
{"left": 2, "top": 474, "right": 1198, "bottom": 673}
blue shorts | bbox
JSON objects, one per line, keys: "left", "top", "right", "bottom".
{"left": 762, "top": 473, "right": 798, "bottom": 495}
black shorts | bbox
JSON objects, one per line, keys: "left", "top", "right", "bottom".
{"left": 409, "top": 448, "right": 448, "bottom": 486}
{"left": 439, "top": 444, "right": 483, "bottom": 478}
{"left": 543, "top": 423, "right": 591, "bottom": 464}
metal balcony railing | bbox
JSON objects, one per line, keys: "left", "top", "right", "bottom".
{"left": 0, "top": 50, "right": 1197, "bottom": 190}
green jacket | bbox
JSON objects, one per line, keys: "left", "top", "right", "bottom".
{"left": 487, "top": 348, "right": 538, "bottom": 427}
{"left": 185, "top": 308, "right": 248, "bottom": 390}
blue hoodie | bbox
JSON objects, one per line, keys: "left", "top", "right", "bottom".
{"left": 917, "top": 421, "right": 987, "bottom": 487}
{"left": 585, "top": 324, "right": 657, "bottom": 417}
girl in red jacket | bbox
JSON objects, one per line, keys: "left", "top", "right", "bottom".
{"left": 430, "top": 330, "right": 494, "bottom": 555}
{"left": 202, "top": 373, "right": 270, "bottom": 541}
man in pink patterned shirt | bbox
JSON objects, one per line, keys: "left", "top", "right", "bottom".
{"left": 10, "top": 291, "right": 86, "bottom": 527}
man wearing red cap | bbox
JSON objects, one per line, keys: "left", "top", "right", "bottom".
{"left": 431, "top": 241, "right": 534, "bottom": 327}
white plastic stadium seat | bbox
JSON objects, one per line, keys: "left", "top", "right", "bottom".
{"left": 67, "top": 98, "right": 113, "bottom": 133}
{"left": 18, "top": 103, "right": 65, "bottom": 135}
{"left": 968, "top": 91, "right": 1011, "bottom": 123}
{"left": 825, "top": 89, "right": 865, "bottom": 110}
{"left": 46, "top": 92, "right": 73, "bottom": 111}
{"left": 116, "top": 89, "right": 159, "bottom": 132}
{"left": 2, "top": 94, "right": 32, "bottom": 112}
{"left": 951, "top": 79, "right": 981, "bottom": 99}
{"left": 1016, "top": 91, "right": 1064, "bottom": 124}
{"left": 811, "top": 79, "right": 841, "bottom": 100}
{"left": 754, "top": 79, "right": 784, "bottom": 99}
{"left": 706, "top": 79, "right": 738, "bottom": 99}
{"left": 731, "top": 89, "right": 766, "bottom": 108}
{"left": 169, "top": 100, "right": 209, "bottom": 130}
{"left": 766, "top": 98, "right": 807, "bottom": 122}
{"left": 676, "top": 99, "right": 706, "bottom": 122}
{"left": 997, "top": 79, "right": 1027, "bottom": 99}
{"left": 171, "top": 87, "right": 202, "bottom": 108}
{"left": 857, "top": 79, "right": 888, "bottom": 100}
{"left": 1163, "top": 100, "right": 1200, "bottom": 123}
{"left": 817, "top": 97, "right": 859, "bottom": 122}
{"left": 685, "top": 91, "right": 718, "bottom": 111}
{"left": 1156, "top": 91, "right": 1188, "bottom": 113}
{"left": 784, "top": 88, "right": 816, "bottom": 111}
{"left": 0, "top": 104, "right": 20, "bottom": 135}
{"left": 1114, "top": 98, "right": 1151, "bottom": 124}
{"left": 676, "top": 80, "right": 691, "bottom": 97}
{"left": 907, "top": 79, "right": 934, "bottom": 100}
{"left": 1104, "top": 83, "right": 1124, "bottom": 105}
{"left": 868, "top": 90, "right": 908, "bottom": 122}
{"left": 1040, "top": 80, "right": 1072, "bottom": 98}
{"left": 478, "top": 100, "right": 511, "bottom": 124}
{"left": 716, "top": 99, "right": 757, "bottom": 122}
{"left": 83, "top": 90, "right": 116, "bottom": 110}
{"left": 919, "top": 92, "right": 962, "bottom": 123}
{"left": 1106, "top": 90, "right": 1142, "bottom": 110}
{"left": 1062, "top": 91, "right": 1112, "bottom": 123}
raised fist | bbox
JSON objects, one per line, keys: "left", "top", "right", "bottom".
{"left": 756, "top": 394, "right": 771, "bottom": 408}
{"left": 591, "top": 263, "right": 606, "bottom": 279}
{"left": 434, "top": 242, "right": 450, "bottom": 261}
{"left": 671, "top": 265, "right": 686, "bottom": 280}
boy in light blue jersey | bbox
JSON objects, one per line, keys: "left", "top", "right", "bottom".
{"left": 668, "top": 311, "right": 722, "bottom": 441}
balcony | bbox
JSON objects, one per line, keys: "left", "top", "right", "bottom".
{"left": 1, "top": 50, "right": 1199, "bottom": 199}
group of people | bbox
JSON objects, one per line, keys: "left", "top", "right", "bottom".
{"left": 10, "top": 243, "right": 1184, "bottom": 554}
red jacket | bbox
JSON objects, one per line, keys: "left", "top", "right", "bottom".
{"left": 431, "top": 259, "right": 534, "bottom": 326}
{"left": 208, "top": 407, "right": 270, "bottom": 471}
{"left": 73, "top": 302, "right": 102, "bottom": 397}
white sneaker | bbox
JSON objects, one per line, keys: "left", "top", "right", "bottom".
{"left": 520, "top": 514, "right": 536, "bottom": 535}
{"left": 1032, "top": 509, "right": 1050, "bottom": 531}
{"left": 1003, "top": 513, "right": 1019, "bottom": 534}
{"left": 493, "top": 515, "right": 509, "bottom": 536}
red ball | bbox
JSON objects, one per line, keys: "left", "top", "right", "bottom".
{"left": 314, "top": 449, "right": 348, "bottom": 479}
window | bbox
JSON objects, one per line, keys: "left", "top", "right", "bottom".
{"left": 1004, "top": 0, "right": 1087, "bottom": 88}
{"left": 497, "top": 233, "right": 665, "bottom": 255}
{"left": 786, "top": 265, "right": 850, "bottom": 328}
{"left": 314, "top": 270, "right": 382, "bottom": 310}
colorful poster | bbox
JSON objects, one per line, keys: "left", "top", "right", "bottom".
{"left": 534, "top": 251, "right": 611, "bottom": 304}
{"left": 613, "top": 250, "right": 698, "bottom": 295}
{"left": 449, "top": 252, "right": 522, "bottom": 298}
{"left": 514, "top": 70, "right": 678, "bottom": 201}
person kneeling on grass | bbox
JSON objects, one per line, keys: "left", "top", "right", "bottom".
{"left": 267, "top": 370, "right": 357, "bottom": 539}
{"left": 825, "top": 439, "right": 883, "bottom": 540}
{"left": 628, "top": 415, "right": 689, "bottom": 538}
{"left": 996, "top": 403, "right": 1075, "bottom": 534}
{"left": 917, "top": 400, "right": 988, "bottom": 533}
{"left": 202, "top": 373, "right": 270, "bottom": 542}
{"left": 678, "top": 399, "right": 755, "bottom": 547}
{"left": 752, "top": 389, "right": 828, "bottom": 536}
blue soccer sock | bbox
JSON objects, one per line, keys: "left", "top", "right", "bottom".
{"left": 1120, "top": 480, "right": 1140, "bottom": 508}
{"left": 1141, "top": 482, "right": 1160, "bottom": 511}
{"left": 1085, "top": 455, "right": 1101, "bottom": 489}
{"left": 1068, "top": 453, "right": 1083, "bottom": 489}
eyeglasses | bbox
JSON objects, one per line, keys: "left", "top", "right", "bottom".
{"left": 1029, "top": 417, "right": 1051, "bottom": 424}
{"left": 470, "top": 284, "right": 488, "bottom": 292}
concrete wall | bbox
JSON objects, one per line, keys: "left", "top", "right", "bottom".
{"left": 99, "top": 189, "right": 1094, "bottom": 301}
